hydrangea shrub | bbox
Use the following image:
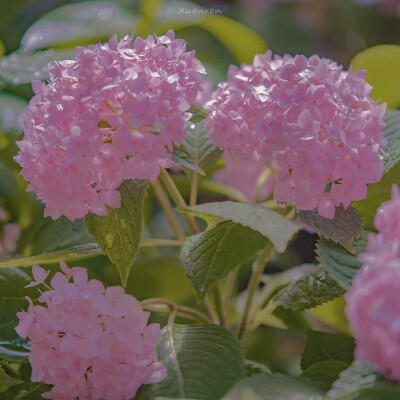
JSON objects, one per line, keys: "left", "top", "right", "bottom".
{"left": 1, "top": 6, "right": 400, "bottom": 399}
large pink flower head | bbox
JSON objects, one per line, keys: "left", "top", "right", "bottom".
{"left": 16, "top": 263, "right": 166, "bottom": 400}
{"left": 346, "top": 185, "right": 400, "bottom": 381}
{"left": 16, "top": 31, "right": 205, "bottom": 220}
{"left": 206, "top": 51, "right": 386, "bottom": 218}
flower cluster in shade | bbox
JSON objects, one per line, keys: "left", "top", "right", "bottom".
{"left": 346, "top": 185, "right": 400, "bottom": 381}
{"left": 0, "top": 208, "right": 21, "bottom": 257}
{"left": 212, "top": 159, "right": 275, "bottom": 202}
{"left": 16, "top": 263, "right": 167, "bottom": 400}
{"left": 205, "top": 51, "right": 386, "bottom": 218}
{"left": 16, "top": 31, "right": 205, "bottom": 221}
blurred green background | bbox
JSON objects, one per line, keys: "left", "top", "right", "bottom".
{"left": 0, "top": 0, "right": 399, "bottom": 379}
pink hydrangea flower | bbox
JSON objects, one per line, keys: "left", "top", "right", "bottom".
{"left": 206, "top": 52, "right": 386, "bottom": 218}
{"left": 346, "top": 185, "right": 400, "bottom": 381}
{"left": 0, "top": 223, "right": 21, "bottom": 257}
{"left": 16, "top": 264, "right": 167, "bottom": 400}
{"left": 212, "top": 159, "right": 275, "bottom": 202}
{"left": 16, "top": 31, "right": 205, "bottom": 221}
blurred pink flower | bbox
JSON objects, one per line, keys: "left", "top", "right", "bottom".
{"left": 206, "top": 51, "right": 385, "bottom": 218}
{"left": 16, "top": 264, "right": 166, "bottom": 400}
{"left": 355, "top": 0, "right": 400, "bottom": 17}
{"left": 212, "top": 159, "right": 275, "bottom": 202}
{"left": 16, "top": 31, "right": 205, "bottom": 221}
{"left": 0, "top": 223, "right": 20, "bottom": 257}
{"left": 346, "top": 186, "right": 400, "bottom": 381}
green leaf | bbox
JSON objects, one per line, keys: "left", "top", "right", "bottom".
{"left": 21, "top": 1, "right": 136, "bottom": 52}
{"left": 182, "top": 120, "right": 222, "bottom": 176}
{"left": 0, "top": 92, "right": 27, "bottom": 137}
{"left": 137, "top": 324, "right": 245, "bottom": 400}
{"left": 188, "top": 104, "right": 209, "bottom": 123}
{"left": 244, "top": 360, "right": 270, "bottom": 377}
{"left": 271, "top": 307, "right": 310, "bottom": 331}
{"left": 301, "top": 330, "right": 355, "bottom": 371}
{"left": 316, "top": 234, "right": 367, "bottom": 291}
{"left": 0, "top": 368, "right": 21, "bottom": 394}
{"left": 382, "top": 110, "right": 400, "bottom": 173}
{"left": 297, "top": 206, "right": 363, "bottom": 248}
{"left": 301, "top": 361, "right": 349, "bottom": 392}
{"left": 0, "top": 268, "right": 38, "bottom": 343}
{"left": 309, "top": 297, "right": 351, "bottom": 335}
{"left": 221, "top": 373, "right": 325, "bottom": 400}
{"left": 0, "top": 49, "right": 75, "bottom": 86}
{"left": 0, "top": 243, "right": 100, "bottom": 269}
{"left": 177, "top": 202, "right": 300, "bottom": 253}
{"left": 170, "top": 143, "right": 205, "bottom": 175}
{"left": 180, "top": 221, "right": 268, "bottom": 297}
{"left": 275, "top": 267, "right": 345, "bottom": 311}
{"left": 85, "top": 180, "right": 147, "bottom": 286}
{"left": 28, "top": 217, "right": 94, "bottom": 255}
{"left": 326, "top": 362, "right": 377, "bottom": 399}
{"left": 351, "top": 45, "right": 400, "bottom": 109}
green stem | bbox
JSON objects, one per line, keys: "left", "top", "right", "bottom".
{"left": 140, "top": 298, "right": 211, "bottom": 323}
{"left": 159, "top": 168, "right": 199, "bottom": 234}
{"left": 140, "top": 238, "right": 184, "bottom": 247}
{"left": 199, "top": 180, "right": 248, "bottom": 203}
{"left": 203, "top": 295, "right": 219, "bottom": 324}
{"left": 222, "top": 266, "right": 239, "bottom": 327}
{"left": 149, "top": 179, "right": 185, "bottom": 242}
{"left": 213, "top": 284, "right": 225, "bottom": 327}
{"left": 236, "top": 242, "right": 273, "bottom": 338}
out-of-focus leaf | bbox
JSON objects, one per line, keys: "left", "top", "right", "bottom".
{"left": 0, "top": 368, "right": 21, "bottom": 394}
{"left": 351, "top": 45, "right": 400, "bottom": 109}
{"left": 137, "top": 324, "right": 245, "bottom": 400}
{"left": 154, "top": 1, "right": 267, "bottom": 64}
{"left": 316, "top": 234, "right": 367, "bottom": 291}
{"left": 21, "top": 1, "right": 136, "bottom": 52}
{"left": 0, "top": 49, "right": 75, "bottom": 86}
{"left": 301, "top": 330, "right": 355, "bottom": 371}
{"left": 181, "top": 221, "right": 268, "bottom": 297}
{"left": 309, "top": 297, "right": 352, "bottom": 335}
{"left": 0, "top": 92, "right": 27, "bottom": 137}
{"left": 221, "top": 373, "right": 325, "bottom": 400}
{"left": 297, "top": 206, "right": 363, "bottom": 248}
{"left": 177, "top": 201, "right": 300, "bottom": 253}
{"left": 85, "top": 180, "right": 147, "bottom": 286}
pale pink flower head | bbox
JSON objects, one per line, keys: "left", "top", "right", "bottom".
{"left": 16, "top": 264, "right": 167, "bottom": 400}
{"left": 206, "top": 51, "right": 386, "bottom": 218}
{"left": 212, "top": 159, "right": 275, "bottom": 202}
{"left": 346, "top": 185, "right": 400, "bottom": 381}
{"left": 0, "top": 223, "right": 21, "bottom": 257}
{"left": 16, "top": 31, "right": 205, "bottom": 221}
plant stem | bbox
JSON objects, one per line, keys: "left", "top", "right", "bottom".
{"left": 140, "top": 298, "right": 211, "bottom": 323}
{"left": 140, "top": 238, "right": 184, "bottom": 247}
{"left": 199, "top": 180, "right": 248, "bottom": 203}
{"left": 159, "top": 168, "right": 199, "bottom": 234}
{"left": 190, "top": 171, "right": 198, "bottom": 207}
{"left": 236, "top": 242, "right": 273, "bottom": 338}
{"left": 149, "top": 179, "right": 185, "bottom": 242}
{"left": 222, "top": 266, "right": 239, "bottom": 327}
{"left": 203, "top": 295, "right": 219, "bottom": 324}
{"left": 213, "top": 284, "right": 225, "bottom": 326}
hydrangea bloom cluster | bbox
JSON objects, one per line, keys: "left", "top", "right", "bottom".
{"left": 206, "top": 51, "right": 386, "bottom": 218}
{"left": 16, "top": 31, "right": 205, "bottom": 220}
{"left": 212, "top": 159, "right": 275, "bottom": 202}
{"left": 16, "top": 263, "right": 167, "bottom": 400}
{"left": 346, "top": 185, "right": 400, "bottom": 381}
